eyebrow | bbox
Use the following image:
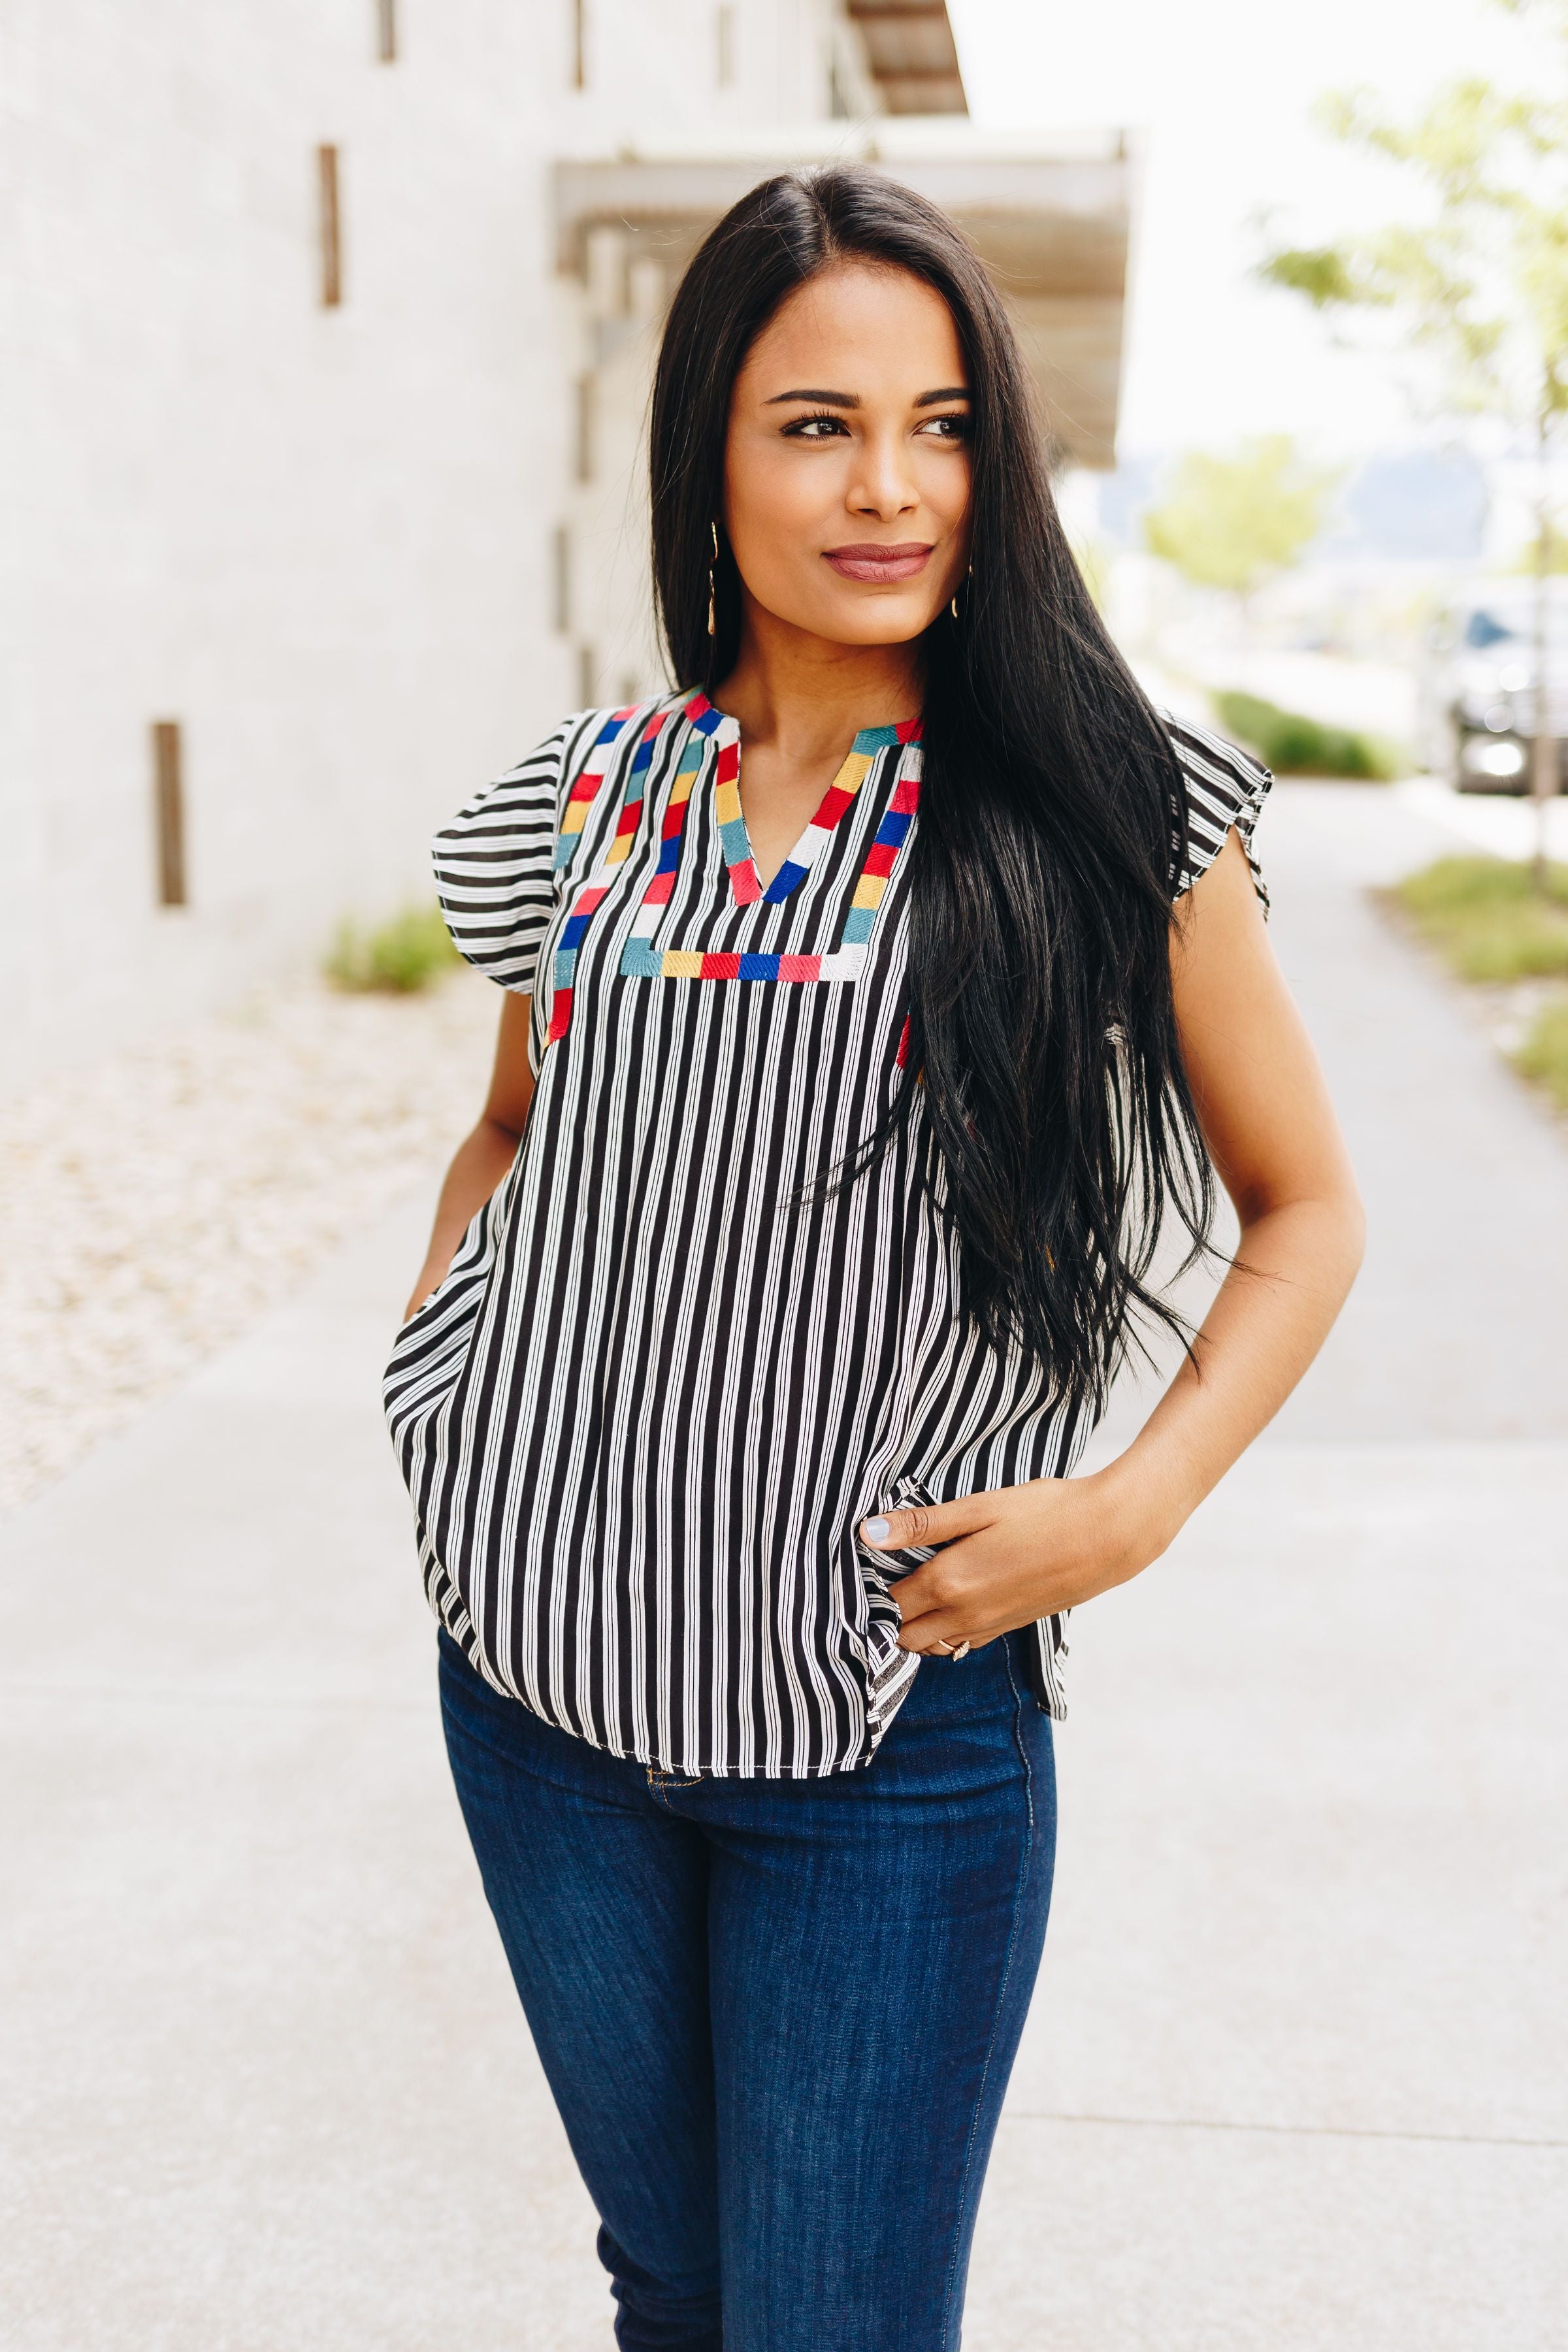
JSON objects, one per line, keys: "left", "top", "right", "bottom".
{"left": 764, "top": 387, "right": 858, "bottom": 407}
{"left": 762, "top": 385, "right": 971, "bottom": 408}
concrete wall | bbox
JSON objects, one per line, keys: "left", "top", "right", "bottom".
{"left": 0, "top": 0, "right": 874, "bottom": 1083}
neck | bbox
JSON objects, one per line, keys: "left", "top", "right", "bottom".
{"left": 711, "top": 595, "right": 924, "bottom": 760}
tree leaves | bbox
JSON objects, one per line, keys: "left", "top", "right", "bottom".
{"left": 1259, "top": 40, "right": 1568, "bottom": 431}
{"left": 1141, "top": 438, "right": 1341, "bottom": 600}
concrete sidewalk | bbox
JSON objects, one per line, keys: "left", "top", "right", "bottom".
{"left": 3, "top": 786, "right": 1565, "bottom": 2349}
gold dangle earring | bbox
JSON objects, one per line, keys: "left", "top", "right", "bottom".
{"left": 950, "top": 561, "right": 972, "bottom": 623}
{"left": 706, "top": 521, "right": 719, "bottom": 639}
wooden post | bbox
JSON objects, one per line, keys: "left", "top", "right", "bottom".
{"left": 152, "top": 721, "right": 186, "bottom": 907}
{"left": 377, "top": 0, "right": 397, "bottom": 62}
{"left": 553, "top": 524, "right": 571, "bottom": 634}
{"left": 575, "top": 374, "right": 594, "bottom": 484}
{"left": 318, "top": 144, "right": 342, "bottom": 308}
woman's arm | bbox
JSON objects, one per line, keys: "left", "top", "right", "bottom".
{"left": 864, "top": 828, "right": 1366, "bottom": 1656}
{"left": 402, "top": 990, "right": 537, "bottom": 1321}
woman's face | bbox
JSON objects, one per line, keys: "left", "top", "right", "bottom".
{"left": 722, "top": 261, "right": 972, "bottom": 650}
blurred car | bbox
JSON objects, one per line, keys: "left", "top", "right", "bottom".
{"left": 1422, "top": 581, "right": 1568, "bottom": 792}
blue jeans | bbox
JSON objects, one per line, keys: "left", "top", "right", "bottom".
{"left": 438, "top": 1624, "right": 1055, "bottom": 2352}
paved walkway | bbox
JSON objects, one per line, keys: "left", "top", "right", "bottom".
{"left": 3, "top": 787, "right": 1565, "bottom": 2349}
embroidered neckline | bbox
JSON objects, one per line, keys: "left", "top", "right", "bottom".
{"left": 546, "top": 691, "right": 922, "bottom": 1039}
{"left": 681, "top": 691, "right": 921, "bottom": 909}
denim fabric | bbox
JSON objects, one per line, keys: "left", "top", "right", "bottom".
{"left": 438, "top": 1625, "right": 1055, "bottom": 2352}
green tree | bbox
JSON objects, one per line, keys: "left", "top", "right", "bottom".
{"left": 1260, "top": 0, "right": 1568, "bottom": 879}
{"left": 1141, "top": 436, "right": 1339, "bottom": 621}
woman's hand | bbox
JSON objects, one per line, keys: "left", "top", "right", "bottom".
{"left": 867, "top": 828, "right": 1365, "bottom": 1663}
{"left": 860, "top": 1467, "right": 1167, "bottom": 1656}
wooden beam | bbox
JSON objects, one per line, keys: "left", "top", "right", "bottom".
{"left": 554, "top": 144, "right": 1134, "bottom": 464}
{"left": 846, "top": 1, "right": 966, "bottom": 115}
{"left": 151, "top": 721, "right": 186, "bottom": 908}
{"left": 317, "top": 144, "right": 342, "bottom": 308}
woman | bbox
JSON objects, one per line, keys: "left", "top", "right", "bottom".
{"left": 385, "top": 168, "right": 1363, "bottom": 2351}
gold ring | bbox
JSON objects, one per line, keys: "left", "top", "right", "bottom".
{"left": 951, "top": 1640, "right": 972, "bottom": 1661}
{"left": 930, "top": 1637, "right": 955, "bottom": 1655}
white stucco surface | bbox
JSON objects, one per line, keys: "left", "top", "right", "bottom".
{"left": 0, "top": 0, "right": 870, "bottom": 1087}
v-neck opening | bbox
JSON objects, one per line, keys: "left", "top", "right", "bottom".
{"left": 687, "top": 694, "right": 921, "bottom": 909}
{"left": 604, "top": 689, "right": 924, "bottom": 999}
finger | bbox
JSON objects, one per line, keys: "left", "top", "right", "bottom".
{"left": 882, "top": 1540, "right": 988, "bottom": 1627}
{"left": 859, "top": 1494, "right": 989, "bottom": 1552}
{"left": 894, "top": 1601, "right": 954, "bottom": 1655}
{"left": 898, "top": 1614, "right": 993, "bottom": 1657}
{"left": 883, "top": 1561, "right": 949, "bottom": 1627}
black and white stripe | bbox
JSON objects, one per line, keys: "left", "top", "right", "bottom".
{"left": 1166, "top": 708, "right": 1272, "bottom": 907}
{"left": 384, "top": 693, "right": 1271, "bottom": 1777}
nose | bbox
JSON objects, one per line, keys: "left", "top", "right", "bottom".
{"left": 848, "top": 427, "right": 919, "bottom": 521}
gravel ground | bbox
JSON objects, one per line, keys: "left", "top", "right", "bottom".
{"left": 0, "top": 969, "right": 499, "bottom": 1512}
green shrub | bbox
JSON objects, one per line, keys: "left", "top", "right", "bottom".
{"left": 326, "top": 904, "right": 460, "bottom": 993}
{"left": 1512, "top": 992, "right": 1568, "bottom": 1109}
{"left": 1392, "top": 856, "right": 1568, "bottom": 983}
{"left": 1213, "top": 690, "right": 1404, "bottom": 780}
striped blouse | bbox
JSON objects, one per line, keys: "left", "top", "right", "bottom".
{"left": 384, "top": 689, "right": 1270, "bottom": 1778}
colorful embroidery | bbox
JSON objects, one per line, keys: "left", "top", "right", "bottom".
{"left": 546, "top": 704, "right": 672, "bottom": 1042}
{"left": 710, "top": 704, "right": 921, "bottom": 907}
{"left": 620, "top": 700, "right": 920, "bottom": 985}
{"left": 619, "top": 696, "right": 725, "bottom": 979}
{"left": 547, "top": 693, "right": 921, "bottom": 1042}
{"left": 840, "top": 757, "right": 919, "bottom": 946}
{"left": 551, "top": 706, "right": 642, "bottom": 872}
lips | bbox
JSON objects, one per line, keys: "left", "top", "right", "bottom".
{"left": 823, "top": 542, "right": 934, "bottom": 583}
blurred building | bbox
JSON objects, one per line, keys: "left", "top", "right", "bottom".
{"left": 1, "top": 1, "right": 1134, "bottom": 1079}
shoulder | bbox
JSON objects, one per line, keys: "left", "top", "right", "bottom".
{"left": 500, "top": 702, "right": 649, "bottom": 806}
{"left": 1160, "top": 706, "right": 1272, "bottom": 826}
{"left": 1156, "top": 707, "right": 1273, "bottom": 912}
{"left": 551, "top": 691, "right": 700, "bottom": 802}
{"left": 429, "top": 700, "right": 672, "bottom": 988}
{"left": 435, "top": 696, "right": 682, "bottom": 848}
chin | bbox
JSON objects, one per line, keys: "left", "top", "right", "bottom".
{"left": 814, "top": 596, "right": 939, "bottom": 647}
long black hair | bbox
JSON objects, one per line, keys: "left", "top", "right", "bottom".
{"left": 649, "top": 166, "right": 1213, "bottom": 1411}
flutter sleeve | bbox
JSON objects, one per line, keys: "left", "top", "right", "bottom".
{"left": 430, "top": 715, "right": 581, "bottom": 995}
{"left": 1162, "top": 710, "right": 1273, "bottom": 915}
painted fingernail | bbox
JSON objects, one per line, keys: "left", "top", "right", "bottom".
{"left": 861, "top": 1516, "right": 892, "bottom": 1544}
